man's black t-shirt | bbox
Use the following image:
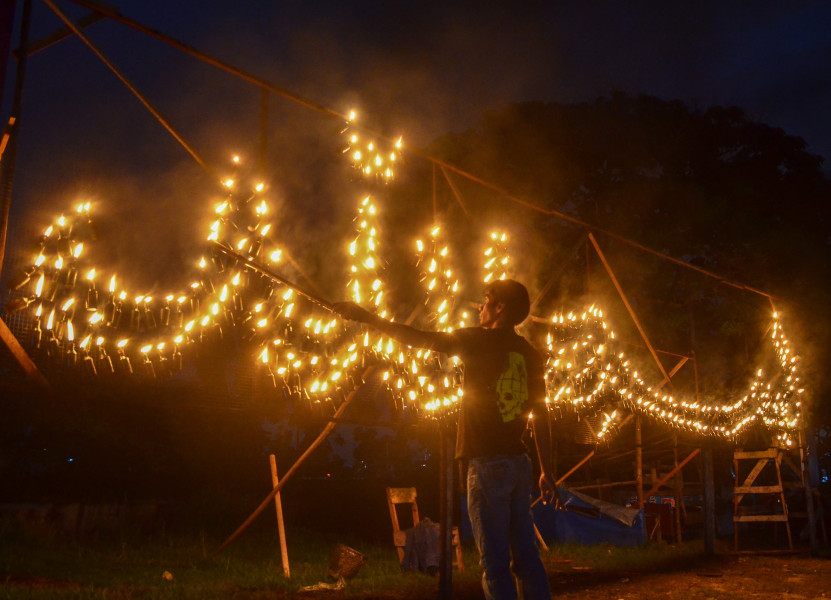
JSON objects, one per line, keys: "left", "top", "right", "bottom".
{"left": 425, "top": 327, "right": 546, "bottom": 460}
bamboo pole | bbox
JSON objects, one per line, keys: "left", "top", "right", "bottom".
{"left": 556, "top": 450, "right": 595, "bottom": 487}
{"left": 269, "top": 454, "right": 290, "bottom": 577}
{"left": 702, "top": 446, "right": 715, "bottom": 555}
{"left": 529, "top": 232, "right": 587, "bottom": 314}
{"left": 0, "top": 0, "right": 29, "bottom": 280}
{"left": 67, "top": 0, "right": 346, "bottom": 120}
{"left": 635, "top": 416, "right": 644, "bottom": 508}
{"left": 259, "top": 89, "right": 269, "bottom": 175}
{"left": 642, "top": 448, "right": 700, "bottom": 499}
{"left": 439, "top": 164, "right": 470, "bottom": 219}
{"left": 41, "top": 0, "right": 218, "bottom": 181}
{"left": 658, "top": 357, "right": 689, "bottom": 389}
{"left": 798, "top": 427, "right": 819, "bottom": 555}
{"left": 571, "top": 480, "right": 638, "bottom": 492}
{"left": 13, "top": 10, "right": 104, "bottom": 58}
{"left": 588, "top": 232, "right": 673, "bottom": 386}
{"left": 0, "top": 316, "right": 48, "bottom": 387}
{"left": 438, "top": 419, "right": 453, "bottom": 600}
{"left": 214, "top": 366, "right": 376, "bottom": 555}
{"left": 211, "top": 242, "right": 333, "bottom": 312}
{"left": 672, "top": 434, "right": 684, "bottom": 543}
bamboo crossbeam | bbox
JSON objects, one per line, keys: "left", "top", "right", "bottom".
{"left": 214, "top": 366, "right": 377, "bottom": 555}
{"left": 13, "top": 11, "right": 104, "bottom": 58}
{"left": 571, "top": 480, "right": 637, "bottom": 492}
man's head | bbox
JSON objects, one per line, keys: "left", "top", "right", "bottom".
{"left": 479, "top": 279, "right": 531, "bottom": 328}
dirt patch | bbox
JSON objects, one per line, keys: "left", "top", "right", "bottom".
{"left": 546, "top": 553, "right": 830, "bottom": 600}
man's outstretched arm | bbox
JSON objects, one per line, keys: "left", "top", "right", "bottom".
{"left": 332, "top": 301, "right": 452, "bottom": 352}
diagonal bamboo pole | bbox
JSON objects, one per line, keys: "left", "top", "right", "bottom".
{"left": 211, "top": 242, "right": 333, "bottom": 312}
{"left": 67, "top": 0, "right": 346, "bottom": 121}
{"left": 529, "top": 232, "right": 587, "bottom": 314}
{"left": 41, "top": 0, "right": 218, "bottom": 181}
{"left": 214, "top": 365, "right": 377, "bottom": 555}
{"left": 642, "top": 448, "right": 701, "bottom": 499}
{"left": 14, "top": 10, "right": 104, "bottom": 58}
{"left": 588, "top": 232, "right": 673, "bottom": 387}
{"left": 657, "top": 357, "right": 688, "bottom": 389}
{"left": 439, "top": 164, "right": 470, "bottom": 219}
{"left": 0, "top": 316, "right": 49, "bottom": 387}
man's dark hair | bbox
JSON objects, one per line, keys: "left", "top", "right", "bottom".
{"left": 486, "top": 279, "right": 531, "bottom": 326}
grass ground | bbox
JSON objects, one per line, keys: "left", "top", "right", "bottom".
{"left": 7, "top": 521, "right": 823, "bottom": 600}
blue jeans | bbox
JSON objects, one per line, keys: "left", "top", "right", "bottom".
{"left": 467, "top": 454, "right": 551, "bottom": 600}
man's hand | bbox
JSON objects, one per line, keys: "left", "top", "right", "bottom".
{"left": 332, "top": 301, "right": 375, "bottom": 324}
{"left": 539, "top": 472, "right": 558, "bottom": 506}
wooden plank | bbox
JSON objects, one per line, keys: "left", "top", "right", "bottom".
{"left": 734, "top": 449, "right": 778, "bottom": 460}
{"left": 734, "top": 514, "right": 789, "bottom": 523}
{"left": 734, "top": 485, "right": 784, "bottom": 495}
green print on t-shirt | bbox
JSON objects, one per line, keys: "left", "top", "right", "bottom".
{"left": 495, "top": 351, "right": 528, "bottom": 422}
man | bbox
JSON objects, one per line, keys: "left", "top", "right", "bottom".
{"left": 334, "top": 278, "right": 554, "bottom": 600}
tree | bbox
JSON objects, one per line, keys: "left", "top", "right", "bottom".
{"left": 388, "top": 94, "right": 831, "bottom": 425}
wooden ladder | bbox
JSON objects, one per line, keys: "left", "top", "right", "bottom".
{"left": 733, "top": 448, "right": 792, "bottom": 551}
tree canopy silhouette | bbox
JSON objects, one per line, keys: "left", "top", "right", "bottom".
{"left": 386, "top": 93, "right": 830, "bottom": 426}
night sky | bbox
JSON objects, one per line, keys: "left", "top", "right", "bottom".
{"left": 2, "top": 0, "right": 830, "bottom": 289}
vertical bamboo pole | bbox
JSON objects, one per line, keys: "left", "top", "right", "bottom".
{"left": 269, "top": 454, "right": 290, "bottom": 577}
{"left": 702, "top": 446, "right": 715, "bottom": 555}
{"left": 672, "top": 433, "right": 683, "bottom": 543}
{"left": 0, "top": 0, "right": 29, "bottom": 279}
{"left": 635, "top": 416, "right": 644, "bottom": 508}
{"left": 438, "top": 420, "right": 453, "bottom": 600}
{"left": 432, "top": 162, "right": 438, "bottom": 223}
{"left": 798, "top": 427, "right": 819, "bottom": 555}
{"left": 259, "top": 89, "right": 269, "bottom": 175}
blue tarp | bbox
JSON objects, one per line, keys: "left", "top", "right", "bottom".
{"left": 532, "top": 486, "right": 646, "bottom": 547}
{"left": 460, "top": 486, "right": 646, "bottom": 547}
